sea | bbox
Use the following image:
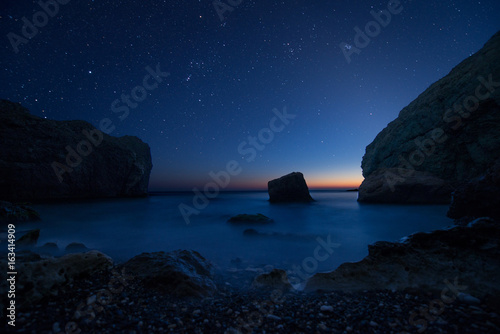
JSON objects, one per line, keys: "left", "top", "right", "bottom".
{"left": 13, "top": 190, "right": 454, "bottom": 277}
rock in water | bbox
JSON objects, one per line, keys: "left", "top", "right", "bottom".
{"left": 448, "top": 158, "right": 500, "bottom": 221}
{"left": 18, "top": 229, "right": 40, "bottom": 248}
{"left": 304, "top": 218, "right": 500, "bottom": 299}
{"left": 228, "top": 213, "right": 273, "bottom": 223}
{"left": 65, "top": 242, "right": 90, "bottom": 253}
{"left": 358, "top": 30, "right": 500, "bottom": 203}
{"left": 122, "top": 250, "right": 216, "bottom": 297}
{"left": 268, "top": 172, "right": 314, "bottom": 203}
{"left": 0, "top": 99, "right": 152, "bottom": 201}
{"left": 0, "top": 201, "right": 40, "bottom": 222}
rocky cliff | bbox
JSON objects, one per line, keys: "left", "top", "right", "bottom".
{"left": 359, "top": 30, "right": 500, "bottom": 203}
{"left": 0, "top": 100, "right": 152, "bottom": 201}
{"left": 448, "top": 158, "right": 500, "bottom": 221}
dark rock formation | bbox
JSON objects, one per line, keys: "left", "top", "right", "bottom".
{"left": 448, "top": 159, "right": 500, "bottom": 220}
{"left": 18, "top": 229, "right": 40, "bottom": 249}
{"left": 252, "top": 269, "right": 293, "bottom": 291}
{"left": 359, "top": 30, "right": 500, "bottom": 203}
{"left": 0, "top": 99, "right": 152, "bottom": 201}
{"left": 268, "top": 172, "right": 314, "bottom": 203}
{"left": 358, "top": 169, "right": 453, "bottom": 203}
{"left": 122, "top": 250, "right": 216, "bottom": 297}
{"left": 0, "top": 251, "right": 113, "bottom": 307}
{"left": 65, "top": 242, "right": 90, "bottom": 254}
{"left": 36, "top": 242, "right": 60, "bottom": 256}
{"left": 0, "top": 201, "right": 40, "bottom": 222}
{"left": 228, "top": 213, "right": 273, "bottom": 223}
{"left": 304, "top": 218, "right": 500, "bottom": 299}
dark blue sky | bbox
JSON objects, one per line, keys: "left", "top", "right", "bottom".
{"left": 1, "top": 0, "right": 499, "bottom": 190}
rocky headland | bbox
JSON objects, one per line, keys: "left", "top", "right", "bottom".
{"left": 358, "top": 30, "right": 500, "bottom": 204}
{"left": 0, "top": 99, "right": 152, "bottom": 202}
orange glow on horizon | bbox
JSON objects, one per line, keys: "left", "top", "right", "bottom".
{"left": 150, "top": 173, "right": 364, "bottom": 191}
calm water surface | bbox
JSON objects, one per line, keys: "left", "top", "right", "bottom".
{"left": 16, "top": 191, "right": 452, "bottom": 274}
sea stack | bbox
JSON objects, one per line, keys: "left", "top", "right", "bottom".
{"left": 268, "top": 172, "right": 314, "bottom": 203}
{"left": 358, "top": 30, "right": 500, "bottom": 204}
{"left": 0, "top": 99, "right": 152, "bottom": 201}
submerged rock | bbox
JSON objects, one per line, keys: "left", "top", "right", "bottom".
{"left": 268, "top": 172, "right": 314, "bottom": 203}
{"left": 228, "top": 213, "right": 273, "bottom": 223}
{"left": 304, "top": 218, "right": 500, "bottom": 299}
{"left": 36, "top": 242, "right": 60, "bottom": 256}
{"left": 65, "top": 242, "right": 90, "bottom": 253}
{"left": 0, "top": 200, "right": 40, "bottom": 222}
{"left": 358, "top": 30, "right": 500, "bottom": 203}
{"left": 448, "top": 158, "right": 500, "bottom": 221}
{"left": 122, "top": 250, "right": 216, "bottom": 297}
{"left": 0, "top": 99, "right": 152, "bottom": 201}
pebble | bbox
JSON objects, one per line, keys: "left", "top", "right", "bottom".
{"left": 458, "top": 293, "right": 481, "bottom": 304}
{"left": 87, "top": 294, "right": 97, "bottom": 305}
{"left": 320, "top": 305, "right": 334, "bottom": 312}
{"left": 267, "top": 314, "right": 281, "bottom": 321}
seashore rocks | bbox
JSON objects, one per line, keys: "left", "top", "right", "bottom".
{"left": 17, "top": 229, "right": 40, "bottom": 249}
{"left": 121, "top": 250, "right": 216, "bottom": 297}
{"left": 0, "top": 99, "right": 152, "bottom": 201}
{"left": 0, "top": 200, "right": 40, "bottom": 222}
{"left": 64, "top": 242, "right": 90, "bottom": 253}
{"left": 0, "top": 251, "right": 113, "bottom": 307}
{"left": 358, "top": 30, "right": 500, "bottom": 203}
{"left": 252, "top": 269, "right": 293, "bottom": 291}
{"left": 268, "top": 172, "right": 314, "bottom": 203}
{"left": 304, "top": 218, "right": 500, "bottom": 300}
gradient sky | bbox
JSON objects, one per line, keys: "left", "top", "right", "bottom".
{"left": 1, "top": 0, "right": 499, "bottom": 190}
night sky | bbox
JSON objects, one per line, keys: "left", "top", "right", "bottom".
{"left": 1, "top": 1, "right": 499, "bottom": 191}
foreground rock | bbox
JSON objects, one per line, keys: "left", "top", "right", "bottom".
{"left": 252, "top": 269, "right": 293, "bottom": 291}
{"left": 9, "top": 267, "right": 500, "bottom": 333}
{"left": 305, "top": 218, "right": 500, "bottom": 299}
{"left": 448, "top": 159, "right": 500, "bottom": 221}
{"left": 18, "top": 229, "right": 40, "bottom": 248}
{"left": 0, "top": 200, "right": 40, "bottom": 222}
{"left": 0, "top": 99, "right": 152, "bottom": 201}
{"left": 268, "top": 172, "right": 314, "bottom": 203}
{"left": 0, "top": 251, "right": 113, "bottom": 307}
{"left": 359, "top": 30, "right": 500, "bottom": 203}
{"left": 122, "top": 250, "right": 216, "bottom": 297}
{"left": 228, "top": 213, "right": 273, "bottom": 223}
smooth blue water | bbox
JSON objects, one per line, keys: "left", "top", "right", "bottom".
{"left": 18, "top": 191, "right": 452, "bottom": 274}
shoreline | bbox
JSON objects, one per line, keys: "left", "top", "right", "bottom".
{"left": 4, "top": 259, "right": 500, "bottom": 334}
